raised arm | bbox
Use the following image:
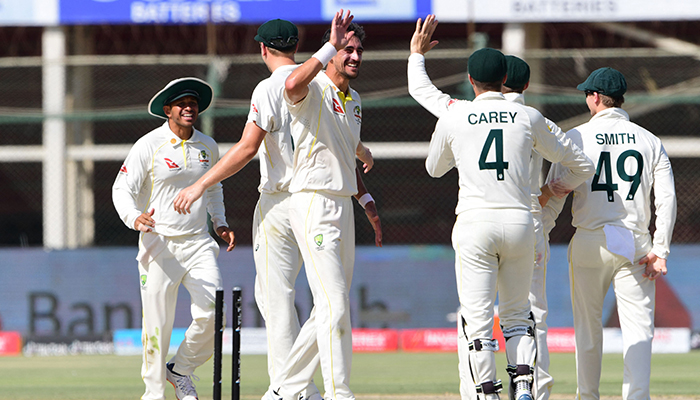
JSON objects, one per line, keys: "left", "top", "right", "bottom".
{"left": 408, "top": 15, "right": 457, "bottom": 118}
{"left": 410, "top": 14, "right": 439, "bottom": 55}
{"left": 173, "top": 122, "right": 266, "bottom": 214}
{"left": 285, "top": 9, "right": 354, "bottom": 104}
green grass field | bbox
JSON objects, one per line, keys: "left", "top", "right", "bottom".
{"left": 2, "top": 352, "right": 699, "bottom": 400}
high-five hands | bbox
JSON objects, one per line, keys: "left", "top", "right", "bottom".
{"left": 329, "top": 9, "right": 355, "bottom": 50}
{"left": 411, "top": 14, "right": 439, "bottom": 55}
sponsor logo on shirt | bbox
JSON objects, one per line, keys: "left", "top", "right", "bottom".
{"left": 164, "top": 158, "right": 181, "bottom": 171}
{"left": 353, "top": 105, "right": 362, "bottom": 125}
{"left": 447, "top": 98, "right": 459, "bottom": 107}
{"left": 119, "top": 164, "right": 127, "bottom": 174}
{"left": 251, "top": 103, "right": 258, "bottom": 114}
{"left": 332, "top": 98, "right": 344, "bottom": 115}
{"left": 314, "top": 234, "right": 324, "bottom": 250}
{"left": 198, "top": 150, "right": 210, "bottom": 168}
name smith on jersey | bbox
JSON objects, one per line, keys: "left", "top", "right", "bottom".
{"left": 596, "top": 132, "right": 636, "bottom": 145}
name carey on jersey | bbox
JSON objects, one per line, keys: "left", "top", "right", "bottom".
{"left": 595, "top": 132, "right": 636, "bottom": 145}
{"left": 466, "top": 111, "right": 518, "bottom": 125}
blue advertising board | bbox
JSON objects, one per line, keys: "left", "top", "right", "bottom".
{"left": 59, "top": 0, "right": 431, "bottom": 25}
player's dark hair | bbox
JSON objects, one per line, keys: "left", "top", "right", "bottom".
{"left": 322, "top": 23, "right": 366, "bottom": 45}
{"left": 601, "top": 93, "right": 624, "bottom": 108}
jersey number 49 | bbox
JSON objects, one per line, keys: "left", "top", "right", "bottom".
{"left": 592, "top": 150, "right": 643, "bottom": 202}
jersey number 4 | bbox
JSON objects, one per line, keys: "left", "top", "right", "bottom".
{"left": 591, "top": 150, "right": 643, "bottom": 202}
{"left": 479, "top": 129, "right": 509, "bottom": 180}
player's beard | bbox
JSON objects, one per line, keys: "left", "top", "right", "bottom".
{"left": 339, "top": 61, "right": 360, "bottom": 80}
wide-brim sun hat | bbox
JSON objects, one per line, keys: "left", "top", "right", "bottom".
{"left": 148, "top": 77, "right": 213, "bottom": 120}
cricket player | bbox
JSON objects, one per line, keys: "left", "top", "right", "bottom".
{"left": 502, "top": 56, "right": 559, "bottom": 400}
{"left": 541, "top": 67, "right": 677, "bottom": 400}
{"left": 408, "top": 15, "right": 571, "bottom": 400}
{"left": 112, "top": 77, "right": 236, "bottom": 400}
{"left": 172, "top": 18, "right": 381, "bottom": 400}
{"left": 274, "top": 10, "right": 375, "bottom": 400}
{"left": 425, "top": 47, "right": 594, "bottom": 400}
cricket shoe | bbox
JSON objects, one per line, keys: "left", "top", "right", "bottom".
{"left": 166, "top": 363, "right": 199, "bottom": 400}
{"left": 513, "top": 375, "right": 533, "bottom": 400}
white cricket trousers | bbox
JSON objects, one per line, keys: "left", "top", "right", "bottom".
{"left": 281, "top": 190, "right": 356, "bottom": 400}
{"left": 454, "top": 209, "right": 536, "bottom": 400}
{"left": 252, "top": 191, "right": 320, "bottom": 399}
{"left": 530, "top": 212, "right": 553, "bottom": 400}
{"left": 137, "top": 233, "right": 223, "bottom": 400}
{"left": 568, "top": 227, "right": 655, "bottom": 400}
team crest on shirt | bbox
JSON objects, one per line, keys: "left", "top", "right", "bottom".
{"left": 140, "top": 274, "right": 147, "bottom": 288}
{"left": 314, "top": 234, "right": 324, "bottom": 250}
{"left": 353, "top": 105, "right": 361, "bottom": 125}
{"left": 332, "top": 99, "right": 344, "bottom": 115}
{"left": 198, "top": 150, "right": 210, "bottom": 168}
{"left": 164, "top": 158, "right": 181, "bottom": 171}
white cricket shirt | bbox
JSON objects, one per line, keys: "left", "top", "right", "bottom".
{"left": 112, "top": 122, "right": 227, "bottom": 236}
{"left": 409, "top": 54, "right": 581, "bottom": 214}
{"left": 546, "top": 107, "right": 676, "bottom": 258}
{"left": 247, "top": 64, "right": 299, "bottom": 194}
{"left": 285, "top": 71, "right": 362, "bottom": 196}
{"left": 504, "top": 92, "right": 571, "bottom": 212}
{"left": 426, "top": 91, "right": 594, "bottom": 215}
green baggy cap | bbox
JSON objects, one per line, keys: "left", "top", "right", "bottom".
{"left": 468, "top": 48, "right": 507, "bottom": 83}
{"left": 148, "top": 77, "right": 213, "bottom": 120}
{"left": 254, "top": 19, "right": 299, "bottom": 51}
{"left": 504, "top": 55, "right": 530, "bottom": 89}
{"left": 577, "top": 67, "right": 627, "bottom": 97}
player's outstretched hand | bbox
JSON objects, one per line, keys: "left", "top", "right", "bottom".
{"left": 173, "top": 184, "right": 206, "bottom": 214}
{"left": 364, "top": 201, "right": 383, "bottom": 247}
{"left": 356, "top": 142, "right": 374, "bottom": 173}
{"left": 329, "top": 9, "right": 355, "bottom": 50}
{"left": 640, "top": 252, "right": 667, "bottom": 281}
{"left": 411, "top": 14, "right": 439, "bottom": 55}
{"left": 216, "top": 226, "right": 237, "bottom": 252}
{"left": 135, "top": 208, "right": 156, "bottom": 232}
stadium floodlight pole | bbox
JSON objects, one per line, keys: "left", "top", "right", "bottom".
{"left": 232, "top": 287, "right": 242, "bottom": 400}
{"left": 213, "top": 288, "right": 224, "bottom": 400}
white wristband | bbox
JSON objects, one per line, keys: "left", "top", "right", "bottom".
{"left": 312, "top": 42, "right": 337, "bottom": 67}
{"left": 357, "top": 193, "right": 374, "bottom": 209}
